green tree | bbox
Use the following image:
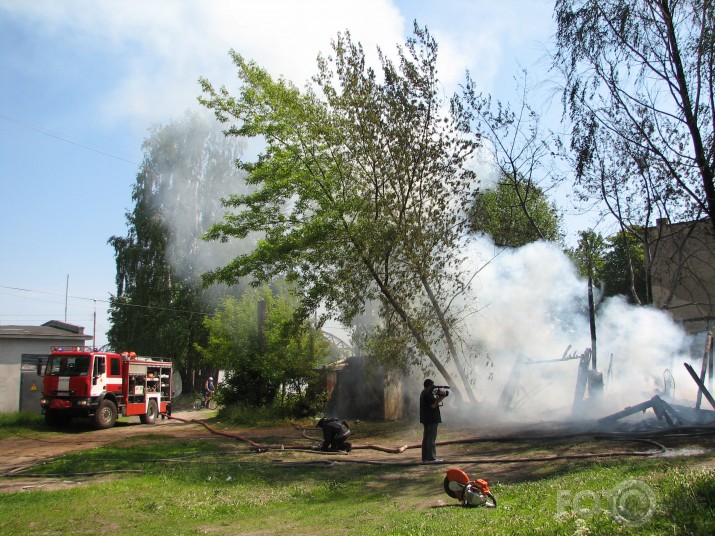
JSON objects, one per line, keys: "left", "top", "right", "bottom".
{"left": 200, "top": 283, "right": 329, "bottom": 410}
{"left": 199, "top": 25, "right": 485, "bottom": 402}
{"left": 568, "top": 230, "right": 607, "bottom": 368}
{"left": 568, "top": 228, "right": 648, "bottom": 368}
{"left": 601, "top": 229, "right": 648, "bottom": 304}
{"left": 463, "top": 71, "right": 566, "bottom": 247}
{"left": 569, "top": 230, "right": 607, "bottom": 283}
{"left": 108, "top": 111, "right": 246, "bottom": 392}
{"left": 569, "top": 228, "right": 647, "bottom": 303}
{"left": 554, "top": 0, "right": 715, "bottom": 233}
{"left": 470, "top": 174, "right": 563, "bottom": 247}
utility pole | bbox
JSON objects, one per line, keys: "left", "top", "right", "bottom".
{"left": 93, "top": 299, "right": 97, "bottom": 349}
{"left": 64, "top": 274, "right": 69, "bottom": 322}
{"left": 587, "top": 274, "right": 597, "bottom": 370}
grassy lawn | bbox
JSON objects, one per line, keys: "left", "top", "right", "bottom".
{"left": 0, "top": 413, "right": 47, "bottom": 440}
{"left": 1, "top": 417, "right": 714, "bottom": 535}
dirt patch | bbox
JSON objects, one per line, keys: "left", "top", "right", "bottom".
{"left": 0, "top": 475, "right": 113, "bottom": 493}
{"left": 3, "top": 414, "right": 715, "bottom": 494}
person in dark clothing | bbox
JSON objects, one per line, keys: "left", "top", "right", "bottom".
{"left": 420, "top": 378, "right": 445, "bottom": 463}
{"left": 316, "top": 417, "right": 352, "bottom": 452}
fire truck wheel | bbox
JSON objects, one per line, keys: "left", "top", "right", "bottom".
{"left": 141, "top": 400, "right": 158, "bottom": 425}
{"left": 94, "top": 399, "right": 118, "bottom": 429}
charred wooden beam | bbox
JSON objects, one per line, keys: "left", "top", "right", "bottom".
{"left": 695, "top": 332, "right": 713, "bottom": 410}
{"left": 598, "top": 395, "right": 681, "bottom": 426}
{"left": 572, "top": 350, "right": 591, "bottom": 411}
{"left": 598, "top": 399, "right": 654, "bottom": 424}
{"left": 684, "top": 362, "right": 715, "bottom": 412}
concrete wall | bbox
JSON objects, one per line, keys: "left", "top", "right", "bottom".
{"left": 0, "top": 338, "right": 84, "bottom": 413}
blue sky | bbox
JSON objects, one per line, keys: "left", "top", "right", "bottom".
{"left": 0, "top": 0, "right": 563, "bottom": 347}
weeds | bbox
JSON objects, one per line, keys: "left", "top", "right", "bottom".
{"left": 2, "top": 421, "right": 715, "bottom": 535}
{"left": 0, "top": 412, "right": 45, "bottom": 439}
{"left": 217, "top": 403, "right": 317, "bottom": 427}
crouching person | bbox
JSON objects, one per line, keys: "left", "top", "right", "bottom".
{"left": 316, "top": 417, "right": 352, "bottom": 452}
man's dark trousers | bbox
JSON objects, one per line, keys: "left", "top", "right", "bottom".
{"left": 422, "top": 423, "right": 438, "bottom": 461}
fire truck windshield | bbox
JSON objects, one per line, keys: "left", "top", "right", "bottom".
{"left": 46, "top": 355, "right": 91, "bottom": 376}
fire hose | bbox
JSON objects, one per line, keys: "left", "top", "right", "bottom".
{"left": 4, "top": 419, "right": 689, "bottom": 480}
{"left": 167, "top": 415, "right": 668, "bottom": 465}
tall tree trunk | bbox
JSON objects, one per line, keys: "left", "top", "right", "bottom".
{"left": 361, "top": 258, "right": 467, "bottom": 403}
{"left": 420, "top": 274, "right": 479, "bottom": 403}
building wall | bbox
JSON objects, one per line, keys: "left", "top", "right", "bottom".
{"left": 648, "top": 219, "right": 715, "bottom": 334}
{"left": 383, "top": 369, "right": 405, "bottom": 421}
{"left": 324, "top": 357, "right": 415, "bottom": 421}
{"left": 0, "top": 338, "right": 84, "bottom": 413}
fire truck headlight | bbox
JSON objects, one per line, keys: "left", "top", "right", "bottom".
{"left": 40, "top": 398, "right": 48, "bottom": 406}
{"left": 77, "top": 400, "right": 88, "bottom": 406}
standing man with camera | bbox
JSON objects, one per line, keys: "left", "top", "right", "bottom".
{"left": 420, "top": 378, "right": 446, "bottom": 463}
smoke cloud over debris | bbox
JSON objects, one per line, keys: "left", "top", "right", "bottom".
{"left": 448, "top": 235, "right": 696, "bottom": 423}
{"left": 152, "top": 115, "right": 702, "bottom": 427}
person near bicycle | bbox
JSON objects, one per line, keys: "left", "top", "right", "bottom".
{"left": 202, "top": 376, "right": 215, "bottom": 408}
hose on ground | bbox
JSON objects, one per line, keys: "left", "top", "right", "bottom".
{"left": 168, "top": 415, "right": 670, "bottom": 465}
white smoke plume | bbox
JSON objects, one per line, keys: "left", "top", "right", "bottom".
{"left": 444, "top": 234, "right": 701, "bottom": 425}
{"left": 143, "top": 111, "right": 259, "bottom": 298}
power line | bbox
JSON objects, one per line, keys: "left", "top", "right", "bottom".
{"left": 105, "top": 298, "right": 214, "bottom": 316}
{"left": 0, "top": 285, "right": 213, "bottom": 317}
{"left": 0, "top": 286, "right": 103, "bottom": 304}
{"left": 0, "top": 113, "right": 140, "bottom": 165}
{"left": 0, "top": 290, "right": 103, "bottom": 309}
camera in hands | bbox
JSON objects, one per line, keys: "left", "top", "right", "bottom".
{"left": 432, "top": 385, "right": 450, "bottom": 398}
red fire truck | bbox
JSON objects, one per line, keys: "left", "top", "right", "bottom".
{"left": 40, "top": 346, "right": 173, "bottom": 429}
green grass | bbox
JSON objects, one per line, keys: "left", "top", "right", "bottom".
{"left": 1, "top": 421, "right": 714, "bottom": 535}
{"left": 216, "top": 402, "right": 299, "bottom": 426}
{"left": 0, "top": 412, "right": 45, "bottom": 439}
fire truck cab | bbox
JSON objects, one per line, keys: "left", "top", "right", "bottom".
{"left": 40, "top": 346, "right": 172, "bottom": 429}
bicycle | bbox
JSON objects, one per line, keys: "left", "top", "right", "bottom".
{"left": 192, "top": 392, "right": 217, "bottom": 410}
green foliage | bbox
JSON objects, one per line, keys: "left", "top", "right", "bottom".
{"left": 216, "top": 370, "right": 280, "bottom": 408}
{"left": 568, "top": 230, "right": 607, "bottom": 280}
{"left": 470, "top": 174, "right": 563, "bottom": 247}
{"left": 281, "top": 389, "right": 329, "bottom": 418}
{"left": 462, "top": 70, "right": 566, "bottom": 249}
{"left": 568, "top": 228, "right": 647, "bottom": 303}
{"left": 216, "top": 402, "right": 287, "bottom": 426}
{"left": 554, "top": 0, "right": 715, "bottom": 231}
{"left": 200, "top": 281, "right": 330, "bottom": 413}
{"left": 361, "top": 329, "right": 410, "bottom": 374}
{"left": 217, "top": 389, "right": 328, "bottom": 425}
{"left": 199, "top": 24, "right": 490, "bottom": 402}
{"left": 0, "top": 412, "right": 44, "bottom": 427}
{"left": 600, "top": 229, "right": 647, "bottom": 303}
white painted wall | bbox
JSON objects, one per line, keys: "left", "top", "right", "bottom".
{"left": 0, "top": 337, "right": 89, "bottom": 413}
